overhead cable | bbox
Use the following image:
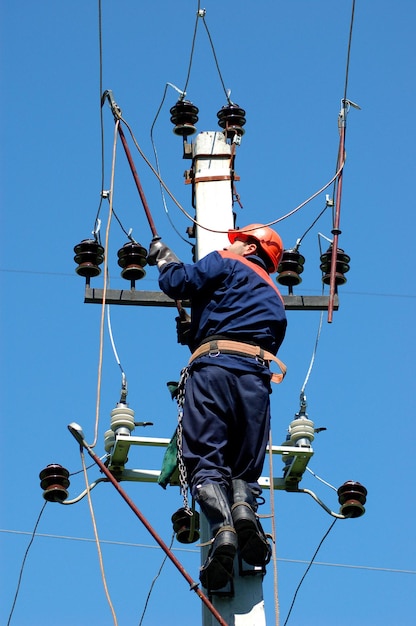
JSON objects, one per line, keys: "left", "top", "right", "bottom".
{"left": 93, "top": 0, "right": 106, "bottom": 242}
{"left": 138, "top": 533, "right": 175, "bottom": 626}
{"left": 6, "top": 502, "right": 47, "bottom": 626}
{"left": 283, "top": 519, "right": 338, "bottom": 626}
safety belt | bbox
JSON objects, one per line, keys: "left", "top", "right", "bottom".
{"left": 189, "top": 339, "right": 286, "bottom": 384}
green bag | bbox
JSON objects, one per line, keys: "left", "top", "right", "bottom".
{"left": 158, "top": 429, "right": 179, "bottom": 489}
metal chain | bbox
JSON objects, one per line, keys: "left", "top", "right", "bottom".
{"left": 176, "top": 366, "right": 192, "bottom": 515}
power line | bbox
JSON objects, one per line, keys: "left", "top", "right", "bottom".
{"left": 1, "top": 269, "right": 415, "bottom": 300}
{"left": 1, "top": 529, "right": 414, "bottom": 575}
{"left": 283, "top": 519, "right": 337, "bottom": 626}
{"left": 6, "top": 504, "right": 47, "bottom": 626}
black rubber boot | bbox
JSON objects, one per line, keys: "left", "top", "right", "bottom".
{"left": 231, "top": 479, "right": 271, "bottom": 567}
{"left": 196, "top": 483, "right": 238, "bottom": 590}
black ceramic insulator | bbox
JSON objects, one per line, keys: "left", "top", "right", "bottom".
{"left": 277, "top": 249, "right": 306, "bottom": 287}
{"left": 117, "top": 242, "right": 147, "bottom": 281}
{"left": 320, "top": 246, "right": 350, "bottom": 285}
{"left": 337, "top": 481, "right": 367, "bottom": 518}
{"left": 170, "top": 99, "right": 199, "bottom": 136}
{"left": 74, "top": 239, "right": 104, "bottom": 278}
{"left": 171, "top": 507, "right": 200, "bottom": 544}
{"left": 39, "top": 464, "right": 70, "bottom": 503}
{"left": 217, "top": 103, "right": 246, "bottom": 139}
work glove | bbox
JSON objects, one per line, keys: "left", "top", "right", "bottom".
{"left": 147, "top": 236, "right": 180, "bottom": 270}
{"left": 176, "top": 308, "right": 192, "bottom": 346}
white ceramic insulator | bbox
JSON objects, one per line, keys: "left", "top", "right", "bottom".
{"left": 289, "top": 418, "right": 315, "bottom": 444}
{"left": 110, "top": 405, "right": 135, "bottom": 433}
{"left": 104, "top": 429, "right": 115, "bottom": 452}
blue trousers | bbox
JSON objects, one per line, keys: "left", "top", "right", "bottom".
{"left": 182, "top": 354, "right": 272, "bottom": 499}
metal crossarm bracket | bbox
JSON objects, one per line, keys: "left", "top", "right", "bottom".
{"left": 84, "top": 287, "right": 338, "bottom": 311}
{"left": 107, "top": 435, "right": 314, "bottom": 489}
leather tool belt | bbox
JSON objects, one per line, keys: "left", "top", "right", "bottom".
{"left": 189, "top": 339, "right": 286, "bottom": 384}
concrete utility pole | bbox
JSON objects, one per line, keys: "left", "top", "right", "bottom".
{"left": 189, "top": 131, "right": 268, "bottom": 626}
{"left": 192, "top": 131, "right": 235, "bottom": 260}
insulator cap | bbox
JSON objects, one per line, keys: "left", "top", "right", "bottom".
{"left": 39, "top": 464, "right": 70, "bottom": 502}
{"left": 74, "top": 239, "right": 104, "bottom": 278}
{"left": 289, "top": 418, "right": 315, "bottom": 445}
{"left": 171, "top": 507, "right": 200, "bottom": 544}
{"left": 217, "top": 103, "right": 246, "bottom": 139}
{"left": 117, "top": 241, "right": 147, "bottom": 281}
{"left": 110, "top": 404, "right": 135, "bottom": 435}
{"left": 320, "top": 246, "right": 350, "bottom": 286}
{"left": 170, "top": 99, "right": 199, "bottom": 136}
{"left": 337, "top": 481, "right": 367, "bottom": 518}
{"left": 277, "top": 248, "right": 306, "bottom": 287}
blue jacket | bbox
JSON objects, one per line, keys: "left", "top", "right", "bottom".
{"left": 159, "top": 250, "right": 287, "bottom": 354}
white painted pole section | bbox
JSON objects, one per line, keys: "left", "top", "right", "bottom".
{"left": 192, "top": 131, "right": 267, "bottom": 626}
{"left": 193, "top": 131, "right": 235, "bottom": 260}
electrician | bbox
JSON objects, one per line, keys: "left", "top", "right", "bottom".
{"left": 148, "top": 224, "right": 287, "bottom": 591}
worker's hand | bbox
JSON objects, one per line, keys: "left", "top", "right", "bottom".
{"left": 176, "top": 309, "right": 192, "bottom": 346}
{"left": 147, "top": 237, "right": 180, "bottom": 269}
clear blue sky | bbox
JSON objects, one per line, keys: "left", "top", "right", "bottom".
{"left": 1, "top": 2, "right": 415, "bottom": 625}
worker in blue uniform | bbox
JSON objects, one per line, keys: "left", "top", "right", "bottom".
{"left": 148, "top": 224, "right": 287, "bottom": 591}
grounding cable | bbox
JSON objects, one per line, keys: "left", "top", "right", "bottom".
{"left": 81, "top": 447, "right": 119, "bottom": 626}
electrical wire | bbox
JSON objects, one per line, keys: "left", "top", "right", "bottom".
{"left": 6, "top": 502, "right": 47, "bottom": 626}
{"left": 93, "top": 0, "right": 105, "bottom": 243}
{"left": 282, "top": 519, "right": 338, "bottom": 626}
{"left": 182, "top": 1, "right": 201, "bottom": 96}
{"left": 296, "top": 202, "right": 331, "bottom": 249}
{"left": 149, "top": 82, "right": 194, "bottom": 245}
{"left": 138, "top": 532, "right": 175, "bottom": 626}
{"left": 300, "top": 309, "right": 324, "bottom": 395}
{"left": 122, "top": 112, "right": 345, "bottom": 234}
{"left": 3, "top": 529, "right": 414, "bottom": 575}
{"left": 90, "top": 119, "right": 119, "bottom": 449}
{"left": 343, "top": 0, "right": 356, "bottom": 105}
{"left": 182, "top": 2, "right": 230, "bottom": 102}
{"left": 200, "top": 11, "right": 230, "bottom": 102}
{"left": 81, "top": 448, "right": 118, "bottom": 626}
{"left": 306, "top": 467, "right": 338, "bottom": 492}
{"left": 106, "top": 303, "right": 125, "bottom": 377}
{"left": 2, "top": 268, "right": 415, "bottom": 299}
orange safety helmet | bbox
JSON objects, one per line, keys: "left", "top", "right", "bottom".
{"left": 228, "top": 223, "right": 284, "bottom": 273}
